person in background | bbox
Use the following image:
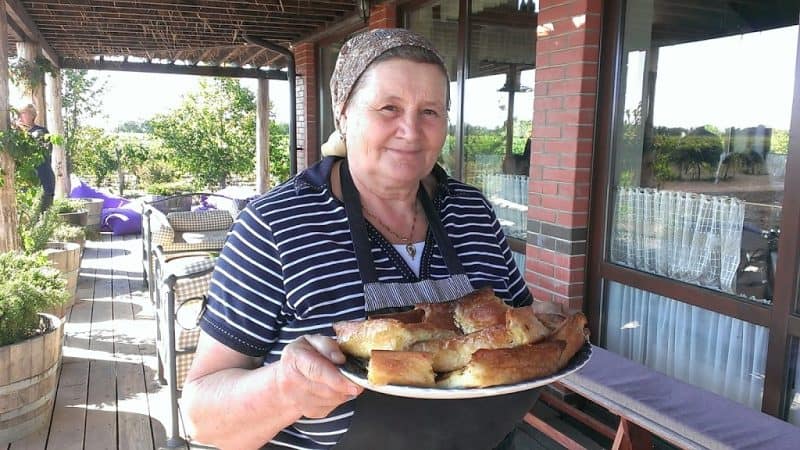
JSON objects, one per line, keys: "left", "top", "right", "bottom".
{"left": 16, "top": 103, "right": 55, "bottom": 212}
{"left": 182, "top": 28, "right": 536, "bottom": 450}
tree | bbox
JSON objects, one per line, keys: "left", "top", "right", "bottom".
{"left": 62, "top": 69, "right": 106, "bottom": 169}
{"left": 149, "top": 78, "right": 290, "bottom": 188}
{"left": 70, "top": 127, "right": 117, "bottom": 186}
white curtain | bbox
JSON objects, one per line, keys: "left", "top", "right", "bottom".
{"left": 606, "top": 188, "right": 765, "bottom": 408}
{"left": 483, "top": 173, "right": 529, "bottom": 239}
{"left": 605, "top": 282, "right": 768, "bottom": 410}
{"left": 610, "top": 187, "right": 745, "bottom": 293}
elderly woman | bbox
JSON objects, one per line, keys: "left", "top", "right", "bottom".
{"left": 183, "top": 28, "right": 535, "bottom": 450}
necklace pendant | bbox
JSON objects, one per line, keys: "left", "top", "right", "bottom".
{"left": 405, "top": 242, "right": 416, "bottom": 258}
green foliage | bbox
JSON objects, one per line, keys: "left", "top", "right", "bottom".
{"left": 144, "top": 180, "right": 197, "bottom": 196}
{"left": 650, "top": 131, "right": 723, "bottom": 180}
{"left": 51, "top": 223, "right": 86, "bottom": 244}
{"left": 62, "top": 69, "right": 107, "bottom": 161}
{"left": 19, "top": 206, "right": 62, "bottom": 254}
{"left": 9, "top": 56, "right": 55, "bottom": 94}
{"left": 149, "top": 78, "right": 290, "bottom": 188}
{"left": 0, "top": 251, "right": 69, "bottom": 346}
{"left": 0, "top": 127, "right": 48, "bottom": 190}
{"left": 70, "top": 126, "right": 118, "bottom": 186}
{"left": 51, "top": 198, "right": 86, "bottom": 214}
{"left": 115, "top": 120, "right": 151, "bottom": 134}
{"left": 116, "top": 134, "right": 149, "bottom": 181}
{"left": 771, "top": 129, "right": 789, "bottom": 155}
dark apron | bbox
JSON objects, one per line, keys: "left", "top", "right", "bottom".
{"left": 332, "top": 161, "right": 540, "bottom": 450}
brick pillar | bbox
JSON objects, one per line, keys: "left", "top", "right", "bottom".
{"left": 368, "top": 1, "right": 398, "bottom": 28}
{"left": 294, "top": 42, "right": 318, "bottom": 169}
{"left": 525, "top": 0, "right": 602, "bottom": 311}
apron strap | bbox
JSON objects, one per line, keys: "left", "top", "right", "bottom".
{"left": 339, "top": 161, "right": 466, "bottom": 284}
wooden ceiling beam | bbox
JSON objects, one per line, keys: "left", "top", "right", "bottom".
{"left": 6, "top": 0, "right": 60, "bottom": 66}
{"left": 29, "top": 1, "right": 352, "bottom": 18}
{"left": 67, "top": 0, "right": 355, "bottom": 14}
{"left": 25, "top": 7, "right": 335, "bottom": 26}
{"left": 60, "top": 57, "right": 289, "bottom": 79}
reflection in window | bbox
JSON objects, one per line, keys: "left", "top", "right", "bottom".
{"left": 406, "top": 2, "right": 459, "bottom": 177}
{"left": 604, "top": 280, "right": 768, "bottom": 410}
{"left": 608, "top": 0, "right": 797, "bottom": 303}
{"left": 788, "top": 338, "right": 800, "bottom": 425}
{"left": 464, "top": 2, "right": 536, "bottom": 240}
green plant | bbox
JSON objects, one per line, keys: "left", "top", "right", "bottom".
{"left": 18, "top": 205, "right": 62, "bottom": 254}
{"left": 145, "top": 180, "right": 197, "bottom": 196}
{"left": 9, "top": 56, "right": 55, "bottom": 94}
{"left": 52, "top": 198, "right": 87, "bottom": 214}
{"left": 0, "top": 251, "right": 69, "bottom": 346}
{"left": 51, "top": 223, "right": 86, "bottom": 243}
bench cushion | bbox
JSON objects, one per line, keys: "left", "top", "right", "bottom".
{"left": 563, "top": 346, "right": 799, "bottom": 449}
{"left": 167, "top": 209, "right": 233, "bottom": 232}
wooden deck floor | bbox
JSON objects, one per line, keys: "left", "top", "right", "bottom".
{"left": 5, "top": 234, "right": 201, "bottom": 450}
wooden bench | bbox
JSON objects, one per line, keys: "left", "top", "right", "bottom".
{"left": 525, "top": 346, "right": 800, "bottom": 449}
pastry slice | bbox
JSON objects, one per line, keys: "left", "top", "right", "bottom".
{"left": 368, "top": 350, "right": 435, "bottom": 387}
{"left": 411, "top": 325, "right": 512, "bottom": 372}
{"left": 546, "top": 312, "right": 589, "bottom": 368}
{"left": 417, "top": 301, "right": 460, "bottom": 332}
{"left": 436, "top": 340, "right": 566, "bottom": 389}
{"left": 333, "top": 318, "right": 457, "bottom": 359}
{"left": 506, "top": 306, "right": 550, "bottom": 346}
{"left": 453, "top": 287, "right": 509, "bottom": 334}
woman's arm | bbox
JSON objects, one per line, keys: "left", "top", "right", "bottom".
{"left": 182, "top": 332, "right": 362, "bottom": 450}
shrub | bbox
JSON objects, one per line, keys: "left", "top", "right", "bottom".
{"left": 0, "top": 252, "right": 69, "bottom": 346}
{"left": 52, "top": 198, "right": 87, "bottom": 214}
{"left": 52, "top": 223, "right": 86, "bottom": 243}
{"left": 145, "top": 180, "right": 198, "bottom": 196}
{"left": 18, "top": 203, "right": 62, "bottom": 254}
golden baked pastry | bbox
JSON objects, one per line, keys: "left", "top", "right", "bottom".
{"left": 333, "top": 318, "right": 457, "bottom": 359}
{"left": 452, "top": 287, "right": 509, "bottom": 334}
{"left": 368, "top": 350, "right": 435, "bottom": 387}
{"left": 333, "top": 290, "right": 589, "bottom": 388}
{"left": 436, "top": 341, "right": 566, "bottom": 388}
{"left": 410, "top": 307, "right": 550, "bottom": 372}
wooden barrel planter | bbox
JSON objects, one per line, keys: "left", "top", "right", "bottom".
{"left": 0, "top": 313, "right": 64, "bottom": 445}
{"left": 43, "top": 242, "right": 81, "bottom": 317}
{"left": 76, "top": 198, "right": 103, "bottom": 234}
{"left": 58, "top": 210, "right": 88, "bottom": 227}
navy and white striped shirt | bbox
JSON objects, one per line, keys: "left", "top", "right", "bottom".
{"left": 200, "top": 156, "right": 532, "bottom": 449}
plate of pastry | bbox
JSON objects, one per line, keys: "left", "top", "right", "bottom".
{"left": 334, "top": 288, "right": 592, "bottom": 400}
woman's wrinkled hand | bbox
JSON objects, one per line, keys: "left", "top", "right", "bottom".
{"left": 274, "top": 335, "right": 364, "bottom": 419}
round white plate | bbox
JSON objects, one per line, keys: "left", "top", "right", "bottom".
{"left": 338, "top": 342, "right": 591, "bottom": 400}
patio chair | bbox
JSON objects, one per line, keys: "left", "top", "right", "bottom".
{"left": 152, "top": 245, "right": 216, "bottom": 448}
{"left": 141, "top": 192, "right": 244, "bottom": 300}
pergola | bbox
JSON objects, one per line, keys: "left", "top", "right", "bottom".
{"left": 0, "top": 0, "right": 370, "bottom": 252}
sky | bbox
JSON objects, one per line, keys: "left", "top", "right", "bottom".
{"left": 10, "top": 70, "right": 292, "bottom": 131}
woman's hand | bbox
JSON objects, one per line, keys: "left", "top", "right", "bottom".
{"left": 274, "top": 334, "right": 364, "bottom": 419}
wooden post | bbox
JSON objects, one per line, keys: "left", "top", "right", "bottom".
{"left": 0, "top": 4, "right": 20, "bottom": 252}
{"left": 256, "top": 78, "right": 270, "bottom": 194}
{"left": 47, "top": 70, "right": 69, "bottom": 197}
{"left": 16, "top": 41, "right": 47, "bottom": 128}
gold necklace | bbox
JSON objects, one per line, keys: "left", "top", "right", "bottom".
{"left": 362, "top": 204, "right": 419, "bottom": 258}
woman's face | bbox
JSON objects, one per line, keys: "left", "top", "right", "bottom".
{"left": 342, "top": 58, "right": 448, "bottom": 188}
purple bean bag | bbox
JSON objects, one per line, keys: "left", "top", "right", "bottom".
{"left": 69, "top": 179, "right": 130, "bottom": 209}
{"left": 102, "top": 204, "right": 142, "bottom": 235}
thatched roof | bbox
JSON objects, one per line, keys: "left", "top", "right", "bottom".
{"left": 7, "top": 0, "right": 369, "bottom": 79}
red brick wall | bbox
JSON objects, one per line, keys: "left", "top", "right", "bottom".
{"left": 526, "top": 0, "right": 602, "bottom": 311}
{"left": 294, "top": 42, "right": 317, "bottom": 170}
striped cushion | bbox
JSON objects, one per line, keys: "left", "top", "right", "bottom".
{"left": 167, "top": 210, "right": 233, "bottom": 232}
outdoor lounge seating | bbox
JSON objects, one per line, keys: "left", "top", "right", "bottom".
{"left": 525, "top": 346, "right": 800, "bottom": 449}
{"left": 140, "top": 193, "right": 245, "bottom": 447}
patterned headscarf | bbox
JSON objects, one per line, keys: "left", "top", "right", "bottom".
{"left": 330, "top": 28, "right": 447, "bottom": 133}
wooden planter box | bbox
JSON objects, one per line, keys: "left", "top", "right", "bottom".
{"left": 0, "top": 313, "right": 64, "bottom": 445}
{"left": 43, "top": 242, "right": 81, "bottom": 318}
